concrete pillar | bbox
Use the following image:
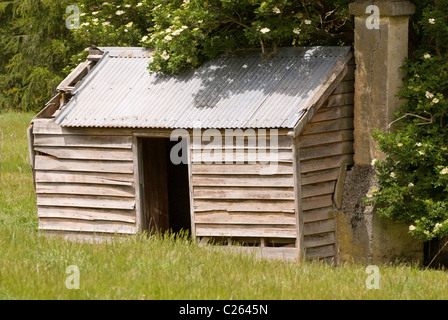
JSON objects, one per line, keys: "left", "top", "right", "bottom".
{"left": 349, "top": 0, "right": 416, "bottom": 165}
{"left": 336, "top": 1, "right": 423, "bottom": 265}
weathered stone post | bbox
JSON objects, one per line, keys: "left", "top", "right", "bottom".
{"left": 337, "top": 1, "right": 423, "bottom": 265}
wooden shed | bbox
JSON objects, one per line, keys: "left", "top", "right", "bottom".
{"left": 28, "top": 46, "right": 355, "bottom": 262}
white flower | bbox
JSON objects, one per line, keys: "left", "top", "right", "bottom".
{"left": 115, "top": 10, "right": 125, "bottom": 15}
{"left": 165, "top": 28, "right": 172, "bottom": 33}
{"left": 432, "top": 98, "right": 440, "bottom": 104}
{"left": 409, "top": 225, "right": 416, "bottom": 231}
{"left": 390, "top": 172, "right": 396, "bottom": 178}
{"left": 416, "top": 142, "right": 422, "bottom": 147}
{"left": 429, "top": 18, "right": 435, "bottom": 24}
{"left": 293, "top": 28, "right": 301, "bottom": 35}
{"left": 441, "top": 167, "right": 448, "bottom": 175}
{"left": 126, "top": 22, "right": 133, "bottom": 28}
{"left": 141, "top": 35, "right": 148, "bottom": 42}
{"left": 164, "top": 35, "right": 173, "bottom": 41}
{"left": 397, "top": 143, "right": 403, "bottom": 147}
{"left": 408, "top": 183, "right": 414, "bottom": 188}
{"left": 424, "top": 53, "right": 431, "bottom": 59}
{"left": 125, "top": 4, "right": 131, "bottom": 8}
{"left": 260, "top": 28, "right": 270, "bottom": 34}
{"left": 136, "top": 2, "right": 143, "bottom": 7}
{"left": 160, "top": 50, "right": 170, "bottom": 60}
{"left": 102, "top": 21, "right": 110, "bottom": 26}
{"left": 425, "top": 91, "right": 434, "bottom": 99}
{"left": 434, "top": 223, "right": 442, "bottom": 230}
{"left": 124, "top": 29, "right": 128, "bottom": 32}
{"left": 418, "top": 151, "right": 425, "bottom": 155}
{"left": 304, "top": 20, "right": 312, "bottom": 25}
{"left": 371, "top": 159, "right": 377, "bottom": 166}
{"left": 80, "top": 13, "right": 86, "bottom": 16}
{"left": 181, "top": 25, "right": 188, "bottom": 29}
{"left": 80, "top": 22, "right": 90, "bottom": 27}
{"left": 92, "top": 18, "right": 98, "bottom": 22}
{"left": 102, "top": 2, "right": 109, "bottom": 5}
{"left": 92, "top": 11, "right": 99, "bottom": 15}
{"left": 273, "top": 7, "right": 281, "bottom": 14}
{"left": 172, "top": 29, "right": 183, "bottom": 36}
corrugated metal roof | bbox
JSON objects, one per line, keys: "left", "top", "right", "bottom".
{"left": 54, "top": 46, "right": 351, "bottom": 129}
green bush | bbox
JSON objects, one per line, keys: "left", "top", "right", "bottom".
{"left": 368, "top": 0, "right": 448, "bottom": 242}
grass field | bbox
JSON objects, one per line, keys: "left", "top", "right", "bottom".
{"left": 1, "top": 111, "right": 448, "bottom": 300}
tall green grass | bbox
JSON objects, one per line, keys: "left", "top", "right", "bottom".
{"left": 0, "top": 112, "right": 447, "bottom": 300}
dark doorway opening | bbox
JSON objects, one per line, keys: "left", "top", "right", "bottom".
{"left": 140, "top": 138, "right": 191, "bottom": 235}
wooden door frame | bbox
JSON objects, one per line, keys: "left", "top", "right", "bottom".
{"left": 132, "top": 131, "right": 195, "bottom": 238}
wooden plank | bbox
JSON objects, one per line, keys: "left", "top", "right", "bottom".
{"left": 301, "top": 181, "right": 336, "bottom": 199}
{"left": 331, "top": 80, "right": 354, "bottom": 95}
{"left": 191, "top": 148, "right": 293, "bottom": 164}
{"left": 191, "top": 163, "right": 294, "bottom": 175}
{"left": 343, "top": 65, "right": 355, "bottom": 81}
{"left": 305, "top": 244, "right": 335, "bottom": 258}
{"left": 35, "top": 171, "right": 134, "bottom": 186}
{"left": 324, "top": 93, "right": 354, "bottom": 108}
{"left": 192, "top": 174, "right": 294, "bottom": 188}
{"left": 36, "top": 183, "right": 134, "bottom": 198}
{"left": 311, "top": 106, "right": 354, "bottom": 123}
{"left": 34, "top": 134, "right": 132, "bottom": 149}
{"left": 190, "top": 131, "right": 291, "bottom": 147}
{"left": 195, "top": 211, "right": 296, "bottom": 225}
{"left": 303, "top": 219, "right": 336, "bottom": 236}
{"left": 302, "top": 194, "right": 333, "bottom": 211}
{"left": 300, "top": 141, "right": 354, "bottom": 161}
{"left": 27, "top": 125, "right": 35, "bottom": 170}
{"left": 304, "top": 233, "right": 335, "bottom": 249}
{"left": 195, "top": 224, "right": 297, "bottom": 239}
{"left": 224, "top": 246, "right": 299, "bottom": 261}
{"left": 303, "top": 207, "right": 334, "bottom": 223}
{"left": 193, "top": 200, "right": 295, "bottom": 213}
{"left": 298, "top": 130, "right": 353, "bottom": 149}
{"left": 301, "top": 168, "right": 340, "bottom": 185}
{"left": 37, "top": 206, "right": 136, "bottom": 223}
{"left": 301, "top": 117, "right": 354, "bottom": 136}
{"left": 34, "top": 146, "right": 133, "bottom": 161}
{"left": 32, "top": 119, "right": 132, "bottom": 136}
{"left": 292, "top": 136, "right": 304, "bottom": 260}
{"left": 193, "top": 187, "right": 294, "bottom": 200}
{"left": 36, "top": 195, "right": 135, "bottom": 210}
{"left": 41, "top": 230, "right": 122, "bottom": 243}
{"left": 301, "top": 154, "right": 354, "bottom": 174}
{"left": 38, "top": 217, "right": 136, "bottom": 234}
{"left": 34, "top": 155, "right": 134, "bottom": 174}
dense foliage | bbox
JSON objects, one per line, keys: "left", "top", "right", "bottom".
{"left": 0, "top": 0, "right": 352, "bottom": 111}
{"left": 0, "top": 0, "right": 154, "bottom": 112}
{"left": 368, "top": 0, "right": 448, "bottom": 242}
{"left": 143, "top": 0, "right": 353, "bottom": 73}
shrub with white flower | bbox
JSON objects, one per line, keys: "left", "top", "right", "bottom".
{"left": 144, "top": 0, "right": 352, "bottom": 74}
{"left": 368, "top": 0, "right": 448, "bottom": 243}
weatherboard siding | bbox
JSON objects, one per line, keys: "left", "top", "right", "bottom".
{"left": 299, "top": 63, "right": 355, "bottom": 262}
{"left": 32, "top": 118, "right": 137, "bottom": 236}
{"left": 190, "top": 130, "right": 299, "bottom": 255}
